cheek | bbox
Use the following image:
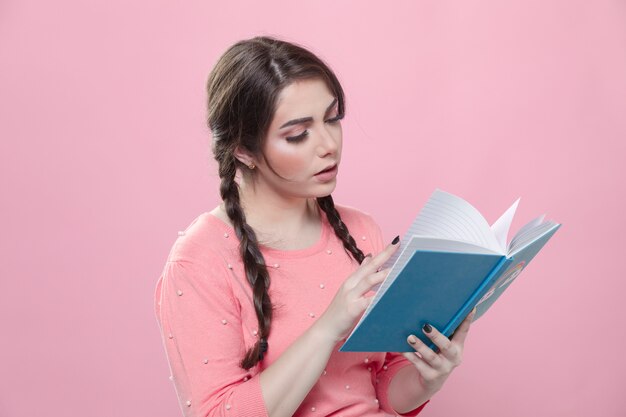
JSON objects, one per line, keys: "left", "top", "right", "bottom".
{"left": 268, "top": 141, "right": 311, "bottom": 178}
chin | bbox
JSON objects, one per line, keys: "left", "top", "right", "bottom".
{"left": 313, "top": 182, "right": 338, "bottom": 198}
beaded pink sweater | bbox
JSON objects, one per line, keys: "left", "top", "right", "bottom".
{"left": 154, "top": 204, "right": 428, "bottom": 417}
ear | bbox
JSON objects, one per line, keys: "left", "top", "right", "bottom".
{"left": 233, "top": 145, "right": 255, "bottom": 167}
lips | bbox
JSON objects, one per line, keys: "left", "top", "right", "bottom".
{"left": 315, "top": 164, "right": 337, "bottom": 175}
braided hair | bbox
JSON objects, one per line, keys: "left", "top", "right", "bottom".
{"left": 207, "top": 36, "right": 364, "bottom": 370}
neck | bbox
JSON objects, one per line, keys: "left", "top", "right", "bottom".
{"left": 233, "top": 177, "right": 323, "bottom": 249}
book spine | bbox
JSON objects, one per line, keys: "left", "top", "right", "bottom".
{"left": 440, "top": 256, "right": 511, "bottom": 341}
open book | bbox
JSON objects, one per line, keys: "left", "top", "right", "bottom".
{"left": 339, "top": 189, "right": 561, "bottom": 352}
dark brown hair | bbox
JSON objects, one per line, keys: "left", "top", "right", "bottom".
{"left": 207, "top": 36, "right": 365, "bottom": 370}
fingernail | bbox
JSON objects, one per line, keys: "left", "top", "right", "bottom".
{"left": 422, "top": 323, "right": 432, "bottom": 334}
{"left": 408, "top": 335, "right": 417, "bottom": 344}
{"left": 391, "top": 235, "right": 400, "bottom": 245}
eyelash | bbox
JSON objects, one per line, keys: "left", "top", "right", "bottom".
{"left": 285, "top": 114, "right": 345, "bottom": 143}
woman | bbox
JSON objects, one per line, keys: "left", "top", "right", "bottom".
{"left": 154, "top": 36, "right": 475, "bottom": 417}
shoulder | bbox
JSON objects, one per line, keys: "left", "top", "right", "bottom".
{"left": 332, "top": 203, "right": 385, "bottom": 253}
{"left": 165, "top": 212, "right": 237, "bottom": 267}
{"left": 156, "top": 212, "right": 238, "bottom": 302}
{"left": 333, "top": 203, "right": 381, "bottom": 233}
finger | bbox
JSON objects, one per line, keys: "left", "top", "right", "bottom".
{"left": 407, "top": 334, "right": 443, "bottom": 369}
{"left": 451, "top": 308, "right": 476, "bottom": 345}
{"left": 360, "top": 236, "right": 401, "bottom": 276}
{"left": 352, "top": 268, "right": 390, "bottom": 297}
{"left": 344, "top": 253, "right": 373, "bottom": 287}
{"left": 421, "top": 323, "right": 457, "bottom": 361}
{"left": 360, "top": 253, "right": 373, "bottom": 266}
{"left": 345, "top": 237, "right": 399, "bottom": 288}
{"left": 401, "top": 352, "right": 438, "bottom": 381}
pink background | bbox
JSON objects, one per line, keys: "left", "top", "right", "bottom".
{"left": 1, "top": 0, "right": 624, "bottom": 416}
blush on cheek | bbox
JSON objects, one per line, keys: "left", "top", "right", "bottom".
{"left": 274, "top": 155, "right": 309, "bottom": 179}
{"left": 265, "top": 140, "right": 311, "bottom": 179}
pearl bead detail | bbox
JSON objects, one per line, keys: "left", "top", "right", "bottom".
{"left": 311, "top": 407, "right": 316, "bottom": 412}
{"left": 221, "top": 319, "right": 228, "bottom": 325}
{"left": 168, "top": 333, "right": 173, "bottom": 339}
{"left": 326, "top": 249, "right": 332, "bottom": 254}
{"left": 176, "top": 289, "right": 183, "bottom": 296}
{"left": 367, "top": 367, "right": 372, "bottom": 372}
{"left": 186, "top": 400, "right": 191, "bottom": 407}
{"left": 308, "top": 312, "right": 315, "bottom": 318}
{"left": 364, "top": 357, "right": 369, "bottom": 363}
{"left": 225, "top": 404, "right": 231, "bottom": 410}
{"left": 383, "top": 365, "right": 388, "bottom": 370}
{"left": 323, "top": 370, "right": 327, "bottom": 375}
{"left": 203, "top": 358, "right": 208, "bottom": 364}
{"left": 178, "top": 231, "right": 186, "bottom": 236}
{"left": 252, "top": 330, "right": 258, "bottom": 336}
{"left": 361, "top": 235, "right": 366, "bottom": 240}
{"left": 224, "top": 232, "right": 229, "bottom": 238}
{"left": 227, "top": 264, "right": 233, "bottom": 269}
{"left": 345, "top": 385, "right": 350, "bottom": 390}
{"left": 243, "top": 376, "right": 249, "bottom": 381}
{"left": 273, "top": 263, "right": 280, "bottom": 268}
{"left": 319, "top": 284, "right": 325, "bottom": 289}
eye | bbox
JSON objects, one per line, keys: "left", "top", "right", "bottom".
{"left": 286, "top": 130, "right": 309, "bottom": 143}
{"left": 325, "top": 113, "right": 344, "bottom": 123}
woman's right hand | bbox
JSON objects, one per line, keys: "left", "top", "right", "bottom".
{"left": 315, "top": 236, "right": 401, "bottom": 343}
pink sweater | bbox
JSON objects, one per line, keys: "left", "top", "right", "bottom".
{"left": 154, "top": 204, "right": 428, "bottom": 417}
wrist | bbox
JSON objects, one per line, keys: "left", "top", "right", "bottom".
{"left": 388, "top": 365, "right": 435, "bottom": 414}
{"left": 310, "top": 314, "right": 344, "bottom": 345}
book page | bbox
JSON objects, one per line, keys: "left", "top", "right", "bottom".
{"left": 491, "top": 198, "right": 520, "bottom": 253}
{"left": 508, "top": 220, "right": 560, "bottom": 256}
{"left": 408, "top": 189, "right": 502, "bottom": 252}
{"left": 380, "top": 189, "right": 503, "bottom": 273}
{"left": 508, "top": 214, "right": 545, "bottom": 251}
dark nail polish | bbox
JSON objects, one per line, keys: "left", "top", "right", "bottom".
{"left": 391, "top": 235, "right": 400, "bottom": 245}
{"left": 422, "top": 323, "right": 432, "bottom": 334}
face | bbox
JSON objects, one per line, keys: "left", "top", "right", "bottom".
{"left": 245, "top": 78, "right": 343, "bottom": 200}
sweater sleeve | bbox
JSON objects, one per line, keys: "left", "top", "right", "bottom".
{"left": 376, "top": 353, "right": 429, "bottom": 416}
{"left": 359, "top": 212, "right": 429, "bottom": 416}
{"left": 154, "top": 258, "right": 269, "bottom": 417}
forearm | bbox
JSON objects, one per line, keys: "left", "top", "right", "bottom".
{"left": 259, "top": 320, "right": 337, "bottom": 417}
{"left": 387, "top": 365, "right": 432, "bottom": 414}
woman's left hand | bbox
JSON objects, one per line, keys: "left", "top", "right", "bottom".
{"left": 401, "top": 308, "right": 476, "bottom": 395}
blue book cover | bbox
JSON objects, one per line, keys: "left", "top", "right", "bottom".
{"left": 339, "top": 190, "right": 561, "bottom": 353}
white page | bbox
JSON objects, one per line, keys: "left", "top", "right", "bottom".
{"left": 491, "top": 198, "right": 520, "bottom": 253}
{"left": 508, "top": 217, "right": 549, "bottom": 251}
{"left": 410, "top": 189, "right": 501, "bottom": 251}
{"left": 507, "top": 214, "right": 545, "bottom": 252}
{"left": 381, "top": 189, "right": 502, "bottom": 272}
{"left": 509, "top": 220, "right": 559, "bottom": 256}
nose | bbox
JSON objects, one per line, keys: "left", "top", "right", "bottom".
{"left": 316, "top": 125, "right": 340, "bottom": 158}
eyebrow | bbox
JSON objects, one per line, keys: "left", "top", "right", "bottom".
{"left": 279, "top": 98, "right": 338, "bottom": 129}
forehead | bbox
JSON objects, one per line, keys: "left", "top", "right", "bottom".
{"left": 271, "top": 78, "right": 336, "bottom": 123}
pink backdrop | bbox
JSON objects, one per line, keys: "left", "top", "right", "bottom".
{"left": 1, "top": 0, "right": 624, "bottom": 416}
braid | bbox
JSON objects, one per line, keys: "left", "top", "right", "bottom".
{"left": 317, "top": 195, "right": 366, "bottom": 264}
{"left": 219, "top": 156, "right": 273, "bottom": 370}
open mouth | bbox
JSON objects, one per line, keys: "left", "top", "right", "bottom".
{"left": 315, "top": 164, "right": 337, "bottom": 175}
